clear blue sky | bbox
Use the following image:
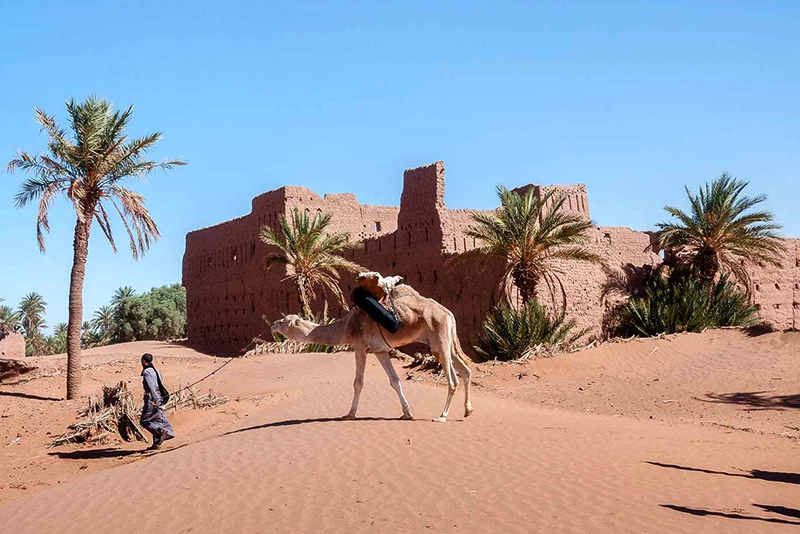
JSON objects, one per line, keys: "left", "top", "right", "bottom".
{"left": 1, "top": 1, "right": 798, "bottom": 330}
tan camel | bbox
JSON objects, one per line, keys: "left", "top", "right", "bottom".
{"left": 270, "top": 282, "right": 474, "bottom": 422}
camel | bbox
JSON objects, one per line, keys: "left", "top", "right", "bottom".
{"left": 270, "top": 278, "right": 474, "bottom": 422}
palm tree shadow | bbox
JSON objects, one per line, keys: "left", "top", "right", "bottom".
{"left": 700, "top": 391, "right": 800, "bottom": 411}
{"left": 226, "top": 415, "right": 424, "bottom": 436}
{"left": 661, "top": 504, "right": 800, "bottom": 526}
{"left": 646, "top": 461, "right": 800, "bottom": 485}
{"left": 0, "top": 390, "right": 61, "bottom": 401}
{"left": 754, "top": 504, "right": 800, "bottom": 519}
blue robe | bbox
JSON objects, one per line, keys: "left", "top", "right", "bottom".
{"left": 140, "top": 366, "right": 175, "bottom": 440}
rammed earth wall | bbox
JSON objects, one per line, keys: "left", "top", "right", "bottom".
{"left": 183, "top": 161, "right": 799, "bottom": 355}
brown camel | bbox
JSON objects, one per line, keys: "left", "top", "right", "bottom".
{"left": 270, "top": 282, "right": 474, "bottom": 422}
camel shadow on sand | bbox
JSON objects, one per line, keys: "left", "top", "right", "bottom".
{"left": 225, "top": 415, "right": 434, "bottom": 436}
{"left": 49, "top": 443, "right": 188, "bottom": 460}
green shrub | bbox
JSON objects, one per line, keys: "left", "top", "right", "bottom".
{"left": 608, "top": 272, "right": 758, "bottom": 337}
{"left": 472, "top": 300, "right": 585, "bottom": 362}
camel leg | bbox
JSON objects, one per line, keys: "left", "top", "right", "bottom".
{"left": 451, "top": 348, "right": 473, "bottom": 417}
{"left": 375, "top": 352, "right": 414, "bottom": 420}
{"left": 451, "top": 329, "right": 474, "bottom": 417}
{"left": 343, "top": 349, "right": 367, "bottom": 420}
{"left": 432, "top": 319, "right": 459, "bottom": 422}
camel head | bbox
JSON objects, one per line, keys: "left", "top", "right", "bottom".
{"left": 270, "top": 314, "right": 304, "bottom": 339}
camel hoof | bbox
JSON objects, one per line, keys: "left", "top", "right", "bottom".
{"left": 465, "top": 407, "right": 474, "bottom": 418}
{"left": 432, "top": 417, "right": 447, "bottom": 423}
{"left": 400, "top": 413, "right": 414, "bottom": 420}
{"left": 341, "top": 414, "right": 356, "bottom": 420}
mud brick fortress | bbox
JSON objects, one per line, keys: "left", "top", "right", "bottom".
{"left": 182, "top": 161, "right": 799, "bottom": 355}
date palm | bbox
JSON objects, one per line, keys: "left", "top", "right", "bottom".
{"left": 453, "top": 185, "right": 603, "bottom": 306}
{"left": 6, "top": 96, "right": 185, "bottom": 398}
{"left": 259, "top": 207, "right": 363, "bottom": 318}
{"left": 90, "top": 305, "right": 115, "bottom": 341}
{"left": 0, "top": 297, "right": 21, "bottom": 332}
{"left": 654, "top": 174, "right": 785, "bottom": 288}
{"left": 111, "top": 286, "right": 136, "bottom": 310}
{"left": 18, "top": 292, "right": 47, "bottom": 338}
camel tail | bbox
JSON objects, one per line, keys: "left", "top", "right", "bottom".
{"left": 450, "top": 321, "right": 473, "bottom": 374}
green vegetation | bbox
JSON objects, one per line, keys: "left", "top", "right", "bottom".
{"left": 113, "top": 284, "right": 187, "bottom": 342}
{"left": 260, "top": 207, "right": 363, "bottom": 318}
{"left": 472, "top": 300, "right": 585, "bottom": 362}
{"left": 607, "top": 270, "right": 759, "bottom": 337}
{"left": 7, "top": 96, "right": 185, "bottom": 398}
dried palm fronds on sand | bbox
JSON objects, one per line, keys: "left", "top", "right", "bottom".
{"left": 245, "top": 339, "right": 350, "bottom": 355}
{"left": 49, "top": 381, "right": 228, "bottom": 447}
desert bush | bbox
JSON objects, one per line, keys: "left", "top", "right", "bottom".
{"left": 608, "top": 272, "right": 758, "bottom": 337}
{"left": 472, "top": 300, "right": 585, "bottom": 362}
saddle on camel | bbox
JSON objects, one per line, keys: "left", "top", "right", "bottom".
{"left": 350, "top": 272, "right": 404, "bottom": 333}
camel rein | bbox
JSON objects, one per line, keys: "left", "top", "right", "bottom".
{"left": 163, "top": 329, "right": 270, "bottom": 398}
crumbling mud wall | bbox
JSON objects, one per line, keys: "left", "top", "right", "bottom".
{"left": 183, "top": 161, "right": 798, "bottom": 355}
{"left": 0, "top": 330, "right": 25, "bottom": 359}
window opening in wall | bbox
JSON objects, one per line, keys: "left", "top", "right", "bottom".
{"left": 251, "top": 242, "right": 256, "bottom": 256}
{"left": 425, "top": 227, "right": 429, "bottom": 242}
{"left": 375, "top": 221, "right": 382, "bottom": 232}
{"left": 391, "top": 261, "right": 396, "bottom": 269}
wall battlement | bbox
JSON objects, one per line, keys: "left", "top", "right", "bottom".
{"left": 182, "top": 161, "right": 798, "bottom": 355}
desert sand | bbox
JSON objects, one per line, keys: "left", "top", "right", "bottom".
{"left": 1, "top": 329, "right": 799, "bottom": 533}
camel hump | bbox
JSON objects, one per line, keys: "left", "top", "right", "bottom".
{"left": 356, "top": 271, "right": 403, "bottom": 300}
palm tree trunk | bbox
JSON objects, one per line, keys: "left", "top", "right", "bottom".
{"left": 296, "top": 277, "right": 312, "bottom": 319}
{"left": 512, "top": 266, "right": 539, "bottom": 305}
{"left": 66, "top": 218, "right": 91, "bottom": 399}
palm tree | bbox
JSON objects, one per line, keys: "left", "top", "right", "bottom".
{"left": 0, "top": 297, "right": 21, "bottom": 332}
{"left": 90, "top": 305, "right": 115, "bottom": 338}
{"left": 6, "top": 96, "right": 185, "bottom": 399}
{"left": 111, "top": 286, "right": 136, "bottom": 310}
{"left": 18, "top": 292, "right": 47, "bottom": 338}
{"left": 259, "top": 207, "right": 363, "bottom": 318}
{"left": 654, "top": 174, "right": 785, "bottom": 288}
{"left": 453, "top": 185, "right": 603, "bottom": 306}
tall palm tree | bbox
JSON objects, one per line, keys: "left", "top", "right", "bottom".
{"left": 6, "top": 96, "right": 185, "bottom": 398}
{"left": 654, "top": 174, "right": 785, "bottom": 288}
{"left": 453, "top": 185, "right": 603, "bottom": 306}
{"left": 259, "top": 207, "right": 363, "bottom": 318}
{"left": 18, "top": 292, "right": 47, "bottom": 338}
{"left": 89, "top": 305, "right": 115, "bottom": 339}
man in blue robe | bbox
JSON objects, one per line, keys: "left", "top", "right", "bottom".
{"left": 140, "top": 353, "right": 175, "bottom": 450}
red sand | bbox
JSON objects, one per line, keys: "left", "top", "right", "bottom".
{"left": 1, "top": 330, "right": 799, "bottom": 533}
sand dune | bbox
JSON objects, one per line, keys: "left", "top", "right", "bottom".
{"left": 1, "top": 330, "right": 799, "bottom": 533}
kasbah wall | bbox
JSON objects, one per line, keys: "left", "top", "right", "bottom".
{"left": 182, "top": 161, "right": 799, "bottom": 356}
{"left": 0, "top": 331, "right": 25, "bottom": 359}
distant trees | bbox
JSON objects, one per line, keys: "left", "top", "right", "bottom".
{"left": 0, "top": 284, "right": 187, "bottom": 356}
{"left": 112, "top": 284, "right": 187, "bottom": 342}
